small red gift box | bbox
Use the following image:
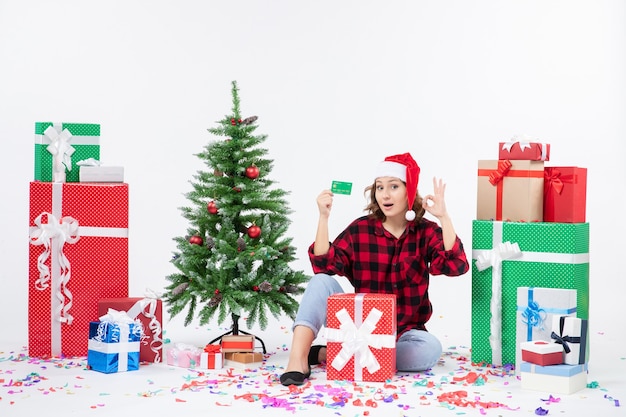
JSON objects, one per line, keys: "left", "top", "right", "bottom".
{"left": 28, "top": 182, "right": 129, "bottom": 357}
{"left": 521, "top": 340, "right": 563, "bottom": 366}
{"left": 98, "top": 295, "right": 163, "bottom": 363}
{"left": 477, "top": 160, "right": 544, "bottom": 222}
{"left": 200, "top": 344, "right": 223, "bottom": 369}
{"left": 326, "top": 293, "right": 396, "bottom": 382}
{"left": 543, "top": 167, "right": 587, "bottom": 223}
{"left": 221, "top": 335, "right": 255, "bottom": 352}
{"left": 499, "top": 140, "right": 550, "bottom": 161}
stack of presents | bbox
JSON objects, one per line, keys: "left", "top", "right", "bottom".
{"left": 28, "top": 121, "right": 164, "bottom": 373}
{"left": 472, "top": 137, "right": 589, "bottom": 394}
{"left": 165, "top": 335, "right": 264, "bottom": 371}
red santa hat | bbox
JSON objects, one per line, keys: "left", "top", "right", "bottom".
{"left": 375, "top": 152, "right": 420, "bottom": 221}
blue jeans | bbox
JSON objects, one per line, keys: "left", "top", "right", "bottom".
{"left": 294, "top": 273, "right": 442, "bottom": 372}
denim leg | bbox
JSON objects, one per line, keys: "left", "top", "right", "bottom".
{"left": 292, "top": 273, "right": 344, "bottom": 338}
{"left": 395, "top": 329, "right": 443, "bottom": 372}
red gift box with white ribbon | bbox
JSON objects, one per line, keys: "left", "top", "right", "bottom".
{"left": 28, "top": 182, "right": 129, "bottom": 357}
{"left": 498, "top": 138, "right": 551, "bottom": 161}
{"left": 325, "top": 293, "right": 396, "bottom": 382}
{"left": 98, "top": 294, "right": 163, "bottom": 363}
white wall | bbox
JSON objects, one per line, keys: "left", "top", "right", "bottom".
{"left": 1, "top": 1, "right": 624, "bottom": 346}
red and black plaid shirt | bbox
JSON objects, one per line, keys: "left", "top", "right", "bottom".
{"left": 309, "top": 215, "right": 469, "bottom": 337}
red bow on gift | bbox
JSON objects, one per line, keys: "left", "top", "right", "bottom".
{"left": 489, "top": 160, "right": 513, "bottom": 185}
{"left": 204, "top": 344, "right": 221, "bottom": 353}
{"left": 544, "top": 169, "right": 564, "bottom": 195}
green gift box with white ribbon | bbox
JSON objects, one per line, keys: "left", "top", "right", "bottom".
{"left": 471, "top": 220, "right": 589, "bottom": 367}
{"left": 34, "top": 122, "right": 100, "bottom": 182}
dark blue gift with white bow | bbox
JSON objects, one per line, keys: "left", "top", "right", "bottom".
{"left": 87, "top": 309, "right": 143, "bottom": 373}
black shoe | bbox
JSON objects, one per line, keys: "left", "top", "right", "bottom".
{"left": 279, "top": 367, "right": 311, "bottom": 386}
{"left": 308, "top": 345, "right": 326, "bottom": 366}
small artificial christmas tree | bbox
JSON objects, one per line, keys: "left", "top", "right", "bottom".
{"left": 164, "top": 81, "right": 308, "bottom": 342}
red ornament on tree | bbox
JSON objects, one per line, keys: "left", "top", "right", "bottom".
{"left": 189, "top": 235, "right": 203, "bottom": 245}
{"left": 247, "top": 224, "right": 261, "bottom": 239}
{"left": 252, "top": 285, "right": 260, "bottom": 292}
{"left": 245, "top": 164, "right": 260, "bottom": 179}
{"left": 207, "top": 200, "right": 218, "bottom": 214}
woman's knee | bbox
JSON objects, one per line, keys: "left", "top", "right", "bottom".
{"left": 396, "top": 330, "right": 442, "bottom": 371}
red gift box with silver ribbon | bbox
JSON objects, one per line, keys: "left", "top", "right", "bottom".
{"left": 325, "top": 293, "right": 396, "bottom": 382}
{"left": 28, "top": 182, "right": 129, "bottom": 357}
{"left": 98, "top": 292, "right": 164, "bottom": 363}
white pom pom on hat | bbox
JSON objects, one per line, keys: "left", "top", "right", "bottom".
{"left": 375, "top": 152, "right": 421, "bottom": 221}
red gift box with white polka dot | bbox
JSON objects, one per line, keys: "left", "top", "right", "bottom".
{"left": 28, "top": 182, "right": 129, "bottom": 358}
{"left": 326, "top": 293, "right": 396, "bottom": 382}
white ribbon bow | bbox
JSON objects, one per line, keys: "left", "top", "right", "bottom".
{"left": 125, "top": 289, "right": 164, "bottom": 362}
{"left": 474, "top": 241, "right": 521, "bottom": 366}
{"left": 326, "top": 307, "right": 395, "bottom": 375}
{"left": 76, "top": 158, "right": 101, "bottom": 166}
{"left": 501, "top": 134, "right": 549, "bottom": 160}
{"left": 44, "top": 125, "right": 75, "bottom": 183}
{"left": 96, "top": 309, "right": 142, "bottom": 372}
{"left": 29, "top": 212, "right": 80, "bottom": 325}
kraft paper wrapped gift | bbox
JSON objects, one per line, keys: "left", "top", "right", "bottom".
{"left": 166, "top": 343, "right": 202, "bottom": 368}
{"left": 34, "top": 122, "right": 100, "bottom": 183}
{"left": 221, "top": 335, "right": 255, "bottom": 352}
{"left": 520, "top": 362, "right": 588, "bottom": 395}
{"left": 498, "top": 139, "right": 550, "bottom": 161}
{"left": 28, "top": 182, "right": 129, "bottom": 357}
{"left": 551, "top": 316, "right": 588, "bottom": 365}
{"left": 543, "top": 167, "right": 588, "bottom": 223}
{"left": 477, "top": 160, "right": 544, "bottom": 222}
{"left": 87, "top": 311, "right": 142, "bottom": 374}
{"left": 223, "top": 352, "right": 263, "bottom": 369}
{"left": 521, "top": 341, "right": 563, "bottom": 366}
{"left": 471, "top": 220, "right": 589, "bottom": 367}
{"left": 515, "top": 287, "right": 577, "bottom": 369}
{"left": 325, "top": 293, "right": 396, "bottom": 382}
{"left": 98, "top": 295, "right": 163, "bottom": 363}
{"left": 200, "top": 345, "right": 223, "bottom": 369}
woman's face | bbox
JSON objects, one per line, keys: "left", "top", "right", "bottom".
{"left": 374, "top": 177, "right": 408, "bottom": 219}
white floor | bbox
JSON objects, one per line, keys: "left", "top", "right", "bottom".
{"left": 2, "top": 313, "right": 624, "bottom": 417}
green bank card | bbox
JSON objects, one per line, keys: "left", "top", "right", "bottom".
{"left": 331, "top": 180, "right": 352, "bottom": 195}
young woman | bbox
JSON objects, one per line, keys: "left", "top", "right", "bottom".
{"left": 280, "top": 152, "right": 470, "bottom": 386}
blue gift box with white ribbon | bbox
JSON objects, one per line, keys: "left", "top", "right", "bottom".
{"left": 87, "top": 310, "right": 143, "bottom": 374}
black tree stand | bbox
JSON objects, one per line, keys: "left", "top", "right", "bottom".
{"left": 209, "top": 313, "right": 267, "bottom": 354}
